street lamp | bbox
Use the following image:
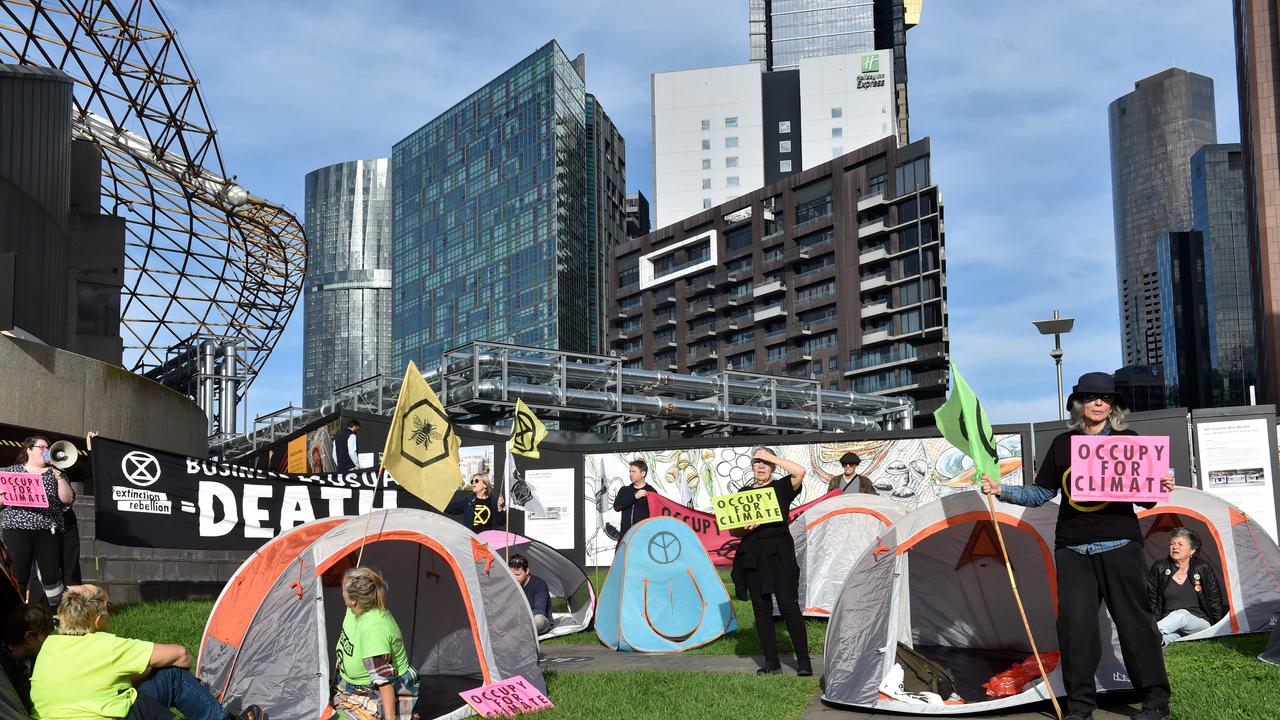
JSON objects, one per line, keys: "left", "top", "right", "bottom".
{"left": 1032, "top": 309, "right": 1075, "bottom": 421}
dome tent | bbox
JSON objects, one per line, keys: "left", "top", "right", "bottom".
{"left": 478, "top": 530, "right": 595, "bottom": 639}
{"left": 788, "top": 493, "right": 908, "bottom": 617}
{"left": 198, "top": 509, "right": 544, "bottom": 720}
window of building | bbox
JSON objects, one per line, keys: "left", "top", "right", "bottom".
{"left": 767, "top": 345, "right": 786, "bottom": 362}
{"left": 703, "top": 198, "right": 713, "bottom": 209}
{"left": 832, "top": 127, "right": 843, "bottom": 138}
{"left": 726, "top": 226, "right": 753, "bottom": 251}
{"left": 898, "top": 309, "right": 921, "bottom": 334}
{"left": 725, "top": 116, "right": 738, "bottom": 128}
{"left": 923, "top": 302, "right": 943, "bottom": 328}
{"left": 701, "top": 139, "right": 711, "bottom": 150}
{"left": 831, "top": 107, "right": 843, "bottom": 118}
{"left": 701, "top": 158, "right": 711, "bottom": 170}
{"left": 727, "top": 176, "right": 740, "bottom": 187}
{"left": 866, "top": 173, "right": 886, "bottom": 198}
{"left": 832, "top": 146, "right": 843, "bottom": 158}
{"left": 618, "top": 265, "right": 639, "bottom": 289}
{"left": 702, "top": 178, "right": 711, "bottom": 189}
{"left": 779, "top": 140, "right": 792, "bottom": 153}
{"left": 780, "top": 160, "right": 792, "bottom": 172}
{"left": 726, "top": 156, "right": 739, "bottom": 168}
{"left": 726, "top": 137, "right": 739, "bottom": 148}
{"left": 701, "top": 119, "right": 710, "bottom": 131}
{"left": 726, "top": 256, "right": 753, "bottom": 273}
{"left": 727, "top": 351, "right": 756, "bottom": 369}
{"left": 778, "top": 120, "right": 791, "bottom": 134}
{"left": 795, "top": 193, "right": 833, "bottom": 224}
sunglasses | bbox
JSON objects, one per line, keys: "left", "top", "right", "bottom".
{"left": 470, "top": 480, "right": 483, "bottom": 485}
{"left": 1078, "top": 393, "right": 1116, "bottom": 404}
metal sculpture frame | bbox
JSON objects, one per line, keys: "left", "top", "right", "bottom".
{"left": 0, "top": 0, "right": 306, "bottom": 399}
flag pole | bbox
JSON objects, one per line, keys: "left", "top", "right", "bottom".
{"left": 357, "top": 465, "right": 386, "bottom": 568}
{"left": 984, "top": 492, "right": 1063, "bottom": 720}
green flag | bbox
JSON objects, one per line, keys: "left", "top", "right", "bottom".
{"left": 933, "top": 362, "right": 1002, "bottom": 486}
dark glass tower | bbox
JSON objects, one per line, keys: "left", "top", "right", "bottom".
{"left": 392, "top": 41, "right": 619, "bottom": 367}
{"left": 1157, "top": 231, "right": 1211, "bottom": 408}
{"left": 1108, "top": 68, "right": 1216, "bottom": 368}
{"left": 1191, "top": 143, "right": 1255, "bottom": 406}
{"left": 303, "top": 158, "right": 393, "bottom": 407}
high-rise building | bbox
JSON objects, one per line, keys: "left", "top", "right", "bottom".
{"left": 1108, "top": 68, "right": 1217, "bottom": 368}
{"left": 586, "top": 94, "right": 628, "bottom": 357}
{"left": 1157, "top": 231, "right": 1211, "bottom": 408}
{"left": 625, "top": 192, "right": 651, "bottom": 238}
{"left": 1234, "top": 0, "right": 1280, "bottom": 407}
{"left": 392, "top": 41, "right": 621, "bottom": 366}
{"left": 612, "top": 136, "right": 947, "bottom": 419}
{"left": 748, "top": 0, "right": 917, "bottom": 145}
{"left": 302, "top": 158, "right": 393, "bottom": 407}
{"left": 1191, "top": 143, "right": 1255, "bottom": 406}
{"left": 653, "top": 49, "right": 897, "bottom": 226}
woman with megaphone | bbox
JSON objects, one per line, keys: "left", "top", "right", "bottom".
{"left": 1, "top": 436, "right": 76, "bottom": 609}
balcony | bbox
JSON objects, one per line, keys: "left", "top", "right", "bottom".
{"left": 858, "top": 220, "right": 887, "bottom": 238}
{"left": 786, "top": 348, "right": 812, "bottom": 365}
{"left": 716, "top": 317, "right": 742, "bottom": 334}
{"left": 686, "top": 275, "right": 716, "bottom": 293}
{"left": 689, "top": 345, "right": 719, "bottom": 362}
{"left": 754, "top": 303, "right": 787, "bottom": 322}
{"left": 857, "top": 192, "right": 887, "bottom": 211}
{"left": 714, "top": 269, "right": 750, "bottom": 285}
{"left": 861, "top": 327, "right": 890, "bottom": 344}
{"left": 615, "top": 325, "right": 642, "bottom": 340}
{"left": 722, "top": 291, "right": 751, "bottom": 307}
{"left": 753, "top": 279, "right": 787, "bottom": 298}
{"left": 859, "top": 244, "right": 889, "bottom": 263}
{"left": 860, "top": 272, "right": 889, "bottom": 291}
{"left": 689, "top": 323, "right": 717, "bottom": 340}
{"left": 654, "top": 312, "right": 676, "bottom": 327}
{"left": 860, "top": 300, "right": 891, "bottom": 318}
{"left": 615, "top": 303, "right": 641, "bottom": 319}
{"left": 687, "top": 301, "right": 717, "bottom": 319}
{"left": 651, "top": 289, "right": 676, "bottom": 308}
{"left": 784, "top": 245, "right": 815, "bottom": 263}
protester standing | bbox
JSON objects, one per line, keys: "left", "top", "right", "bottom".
{"left": 1, "top": 437, "right": 74, "bottom": 610}
{"left": 612, "top": 459, "right": 656, "bottom": 542}
{"left": 445, "top": 473, "right": 505, "bottom": 533}
{"left": 825, "top": 452, "right": 876, "bottom": 493}
{"left": 981, "top": 372, "right": 1173, "bottom": 720}
{"left": 333, "top": 420, "right": 361, "bottom": 472}
{"left": 730, "top": 447, "right": 811, "bottom": 676}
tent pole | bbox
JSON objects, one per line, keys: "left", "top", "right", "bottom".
{"left": 985, "top": 493, "right": 1064, "bottom": 720}
{"left": 357, "top": 466, "right": 386, "bottom": 567}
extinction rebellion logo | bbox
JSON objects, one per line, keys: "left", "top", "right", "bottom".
{"left": 857, "top": 52, "right": 886, "bottom": 90}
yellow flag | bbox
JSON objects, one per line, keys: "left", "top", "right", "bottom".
{"left": 381, "top": 360, "right": 461, "bottom": 511}
{"left": 508, "top": 398, "right": 548, "bottom": 459}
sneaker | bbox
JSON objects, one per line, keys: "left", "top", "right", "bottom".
{"left": 238, "top": 705, "right": 266, "bottom": 720}
{"left": 1133, "top": 707, "right": 1169, "bottom": 720}
{"left": 757, "top": 664, "right": 782, "bottom": 675}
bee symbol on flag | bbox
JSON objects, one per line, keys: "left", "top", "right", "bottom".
{"left": 408, "top": 415, "right": 440, "bottom": 449}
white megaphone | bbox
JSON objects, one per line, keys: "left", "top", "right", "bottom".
{"left": 47, "top": 440, "right": 78, "bottom": 470}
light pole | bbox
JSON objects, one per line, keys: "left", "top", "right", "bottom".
{"left": 1032, "top": 309, "right": 1075, "bottom": 421}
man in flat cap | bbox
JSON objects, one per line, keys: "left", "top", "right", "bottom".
{"left": 827, "top": 452, "right": 877, "bottom": 494}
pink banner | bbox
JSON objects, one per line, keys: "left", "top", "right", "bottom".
{"left": 459, "top": 676, "right": 553, "bottom": 717}
{"left": 0, "top": 472, "right": 47, "bottom": 508}
{"left": 1070, "top": 435, "right": 1170, "bottom": 503}
{"left": 647, "top": 488, "right": 841, "bottom": 566}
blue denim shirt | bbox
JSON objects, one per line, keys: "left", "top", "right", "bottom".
{"left": 996, "top": 483, "right": 1131, "bottom": 555}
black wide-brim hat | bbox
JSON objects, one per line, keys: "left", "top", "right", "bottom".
{"left": 1066, "top": 371, "right": 1128, "bottom": 411}
{"left": 838, "top": 452, "right": 861, "bottom": 465}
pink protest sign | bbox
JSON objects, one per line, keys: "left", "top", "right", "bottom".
{"left": 0, "top": 472, "right": 48, "bottom": 508}
{"left": 458, "top": 676, "right": 553, "bottom": 718}
{"left": 1070, "top": 435, "right": 1170, "bottom": 503}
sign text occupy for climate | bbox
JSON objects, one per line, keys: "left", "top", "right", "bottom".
{"left": 459, "top": 676, "right": 553, "bottom": 717}
{"left": 1070, "top": 435, "right": 1170, "bottom": 503}
{"left": 0, "top": 472, "right": 48, "bottom": 508}
{"left": 712, "top": 487, "right": 783, "bottom": 531}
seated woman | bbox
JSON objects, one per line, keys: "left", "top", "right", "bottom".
{"left": 332, "top": 567, "right": 418, "bottom": 720}
{"left": 1146, "top": 527, "right": 1224, "bottom": 645}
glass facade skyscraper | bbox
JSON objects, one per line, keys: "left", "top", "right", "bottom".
{"left": 1157, "top": 231, "right": 1210, "bottom": 408}
{"left": 586, "top": 93, "right": 628, "bottom": 356}
{"left": 392, "top": 41, "right": 619, "bottom": 367}
{"left": 1191, "top": 143, "right": 1255, "bottom": 406}
{"left": 1108, "top": 68, "right": 1216, "bottom": 368}
{"left": 303, "top": 158, "right": 394, "bottom": 407}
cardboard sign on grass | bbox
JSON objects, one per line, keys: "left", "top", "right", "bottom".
{"left": 712, "top": 487, "right": 783, "bottom": 531}
{"left": 0, "top": 472, "right": 47, "bottom": 508}
{"left": 459, "top": 676, "right": 553, "bottom": 718}
{"left": 1070, "top": 435, "right": 1170, "bottom": 503}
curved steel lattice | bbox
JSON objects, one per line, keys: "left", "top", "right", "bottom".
{"left": 0, "top": 0, "right": 306, "bottom": 399}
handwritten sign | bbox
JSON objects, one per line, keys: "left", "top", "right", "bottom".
{"left": 1070, "top": 435, "right": 1170, "bottom": 503}
{"left": 459, "top": 676, "right": 553, "bottom": 717}
{"left": 712, "top": 487, "right": 783, "bottom": 531}
{"left": 0, "top": 472, "right": 47, "bottom": 508}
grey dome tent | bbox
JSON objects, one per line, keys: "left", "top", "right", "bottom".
{"left": 479, "top": 530, "right": 595, "bottom": 638}
{"left": 789, "top": 493, "right": 908, "bottom": 617}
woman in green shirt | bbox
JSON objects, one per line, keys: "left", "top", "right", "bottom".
{"left": 332, "top": 567, "right": 418, "bottom": 720}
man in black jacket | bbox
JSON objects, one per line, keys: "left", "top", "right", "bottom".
{"left": 612, "top": 459, "right": 656, "bottom": 542}
{"left": 332, "top": 420, "right": 360, "bottom": 472}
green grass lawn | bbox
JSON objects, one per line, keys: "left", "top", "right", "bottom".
{"left": 102, "top": 588, "right": 1280, "bottom": 720}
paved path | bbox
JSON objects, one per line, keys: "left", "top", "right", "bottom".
{"left": 540, "top": 645, "right": 1145, "bottom": 719}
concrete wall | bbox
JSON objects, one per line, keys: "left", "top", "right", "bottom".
{"left": 0, "top": 334, "right": 208, "bottom": 457}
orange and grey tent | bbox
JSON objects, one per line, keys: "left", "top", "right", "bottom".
{"left": 197, "top": 509, "right": 545, "bottom": 720}
{"left": 789, "top": 493, "right": 908, "bottom": 616}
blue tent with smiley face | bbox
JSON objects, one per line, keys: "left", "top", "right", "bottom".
{"left": 595, "top": 517, "right": 737, "bottom": 652}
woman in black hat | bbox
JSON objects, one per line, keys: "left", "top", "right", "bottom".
{"left": 980, "top": 372, "right": 1174, "bottom": 720}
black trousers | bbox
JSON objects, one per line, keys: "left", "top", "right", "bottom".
{"left": 746, "top": 574, "right": 809, "bottom": 668}
{"left": 59, "top": 510, "right": 82, "bottom": 585}
{"left": 2, "top": 528, "right": 63, "bottom": 608}
{"left": 1055, "top": 543, "right": 1170, "bottom": 713}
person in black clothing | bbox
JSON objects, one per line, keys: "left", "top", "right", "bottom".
{"left": 730, "top": 447, "right": 811, "bottom": 676}
{"left": 332, "top": 420, "right": 361, "bottom": 472}
{"left": 981, "top": 372, "right": 1174, "bottom": 720}
{"left": 820, "top": 451, "right": 877, "bottom": 493}
{"left": 446, "top": 472, "right": 505, "bottom": 532}
{"left": 612, "top": 459, "right": 656, "bottom": 542}
{"left": 1147, "top": 527, "right": 1224, "bottom": 645}
{"left": 0, "top": 603, "right": 53, "bottom": 714}
{"left": 508, "top": 553, "right": 552, "bottom": 635}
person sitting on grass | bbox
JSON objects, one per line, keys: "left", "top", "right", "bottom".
{"left": 1147, "top": 527, "right": 1224, "bottom": 646}
{"left": 332, "top": 567, "right": 418, "bottom": 720}
{"left": 1, "top": 603, "right": 53, "bottom": 714}
{"left": 508, "top": 553, "right": 551, "bottom": 635}
{"left": 29, "top": 584, "right": 265, "bottom": 720}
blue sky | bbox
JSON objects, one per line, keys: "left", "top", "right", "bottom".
{"left": 159, "top": 1, "right": 1238, "bottom": 425}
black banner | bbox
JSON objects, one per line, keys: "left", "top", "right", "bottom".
{"left": 91, "top": 438, "right": 433, "bottom": 550}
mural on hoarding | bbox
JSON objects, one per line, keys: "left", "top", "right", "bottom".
{"left": 583, "top": 434, "right": 1025, "bottom": 566}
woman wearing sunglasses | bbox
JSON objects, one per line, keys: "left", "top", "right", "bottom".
{"left": 445, "top": 472, "right": 505, "bottom": 533}
{"left": 1, "top": 436, "right": 75, "bottom": 609}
